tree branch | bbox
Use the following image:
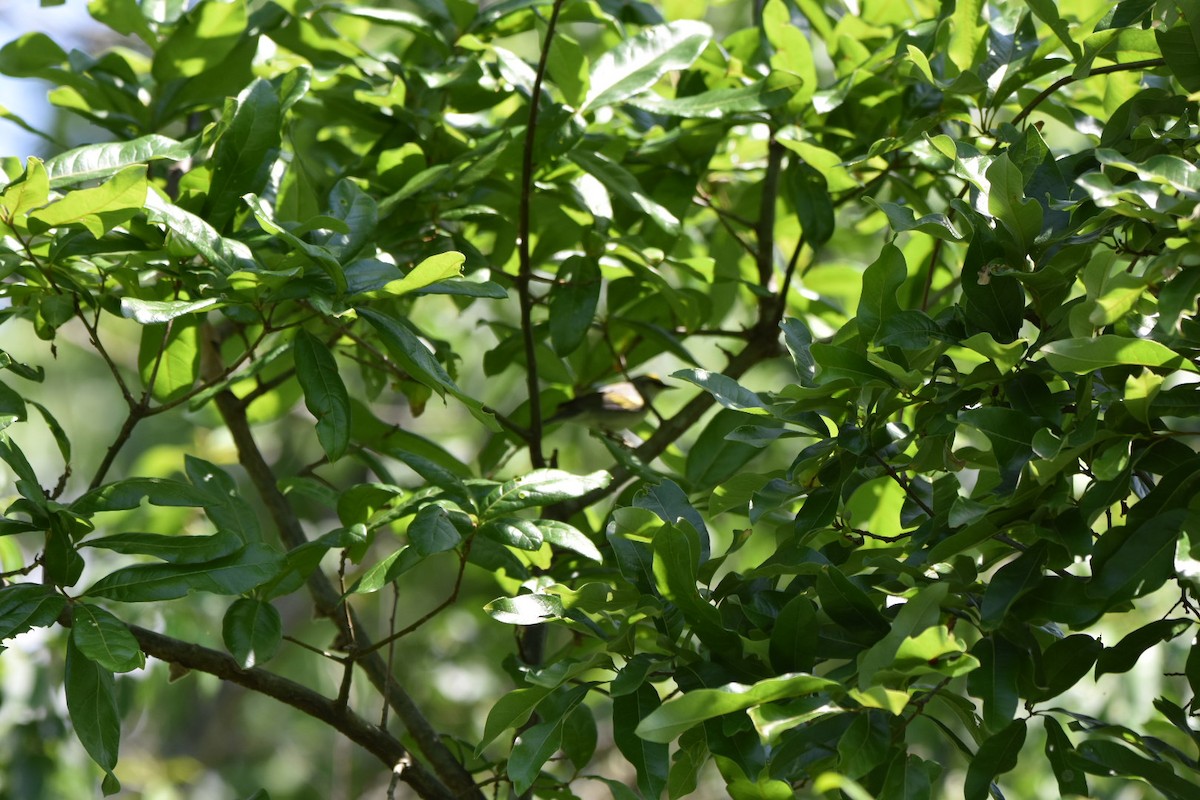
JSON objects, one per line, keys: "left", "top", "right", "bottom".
{"left": 127, "top": 624, "right": 455, "bottom": 800}
{"left": 1011, "top": 58, "right": 1166, "bottom": 126}
{"left": 516, "top": 0, "right": 568, "bottom": 470}
{"left": 200, "top": 325, "right": 483, "bottom": 800}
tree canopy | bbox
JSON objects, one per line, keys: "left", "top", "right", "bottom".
{"left": 1, "top": 0, "right": 1200, "bottom": 798}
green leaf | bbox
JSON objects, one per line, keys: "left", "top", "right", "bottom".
{"left": 85, "top": 543, "right": 283, "bottom": 602}
{"left": 482, "top": 469, "right": 610, "bottom": 516}
{"left": 1041, "top": 335, "right": 1197, "bottom": 374}
{"left": 1043, "top": 717, "right": 1088, "bottom": 796}
{"left": 1024, "top": 0, "right": 1083, "bottom": 59}
{"left": 963, "top": 719, "right": 1026, "bottom": 800}
{"left": 477, "top": 685, "right": 553, "bottom": 755}
{"left": 672, "top": 369, "right": 769, "bottom": 414}
{"left": 985, "top": 153, "right": 1042, "bottom": 257}
{"left": 65, "top": 637, "right": 121, "bottom": 790}
{"left": 508, "top": 718, "right": 563, "bottom": 795}
{"left": 568, "top": 150, "right": 680, "bottom": 233}
{"left": 0, "top": 583, "right": 67, "bottom": 644}
{"left": 1157, "top": 20, "right": 1200, "bottom": 92}
{"left": 980, "top": 542, "right": 1048, "bottom": 629}
{"left": 293, "top": 329, "right": 351, "bottom": 462}
{"left": 478, "top": 517, "right": 543, "bottom": 551}
{"left": 357, "top": 307, "right": 497, "bottom": 429}
{"left": 948, "top": 0, "right": 986, "bottom": 72}
{"left": 73, "top": 477, "right": 210, "bottom": 513}
{"left": 27, "top": 164, "right": 147, "bottom": 237}
{"left": 138, "top": 318, "right": 200, "bottom": 404}
{"left": 764, "top": 0, "right": 817, "bottom": 111}
{"left": 634, "top": 673, "right": 840, "bottom": 743}
{"left": 1036, "top": 634, "right": 1102, "bottom": 701}
{"left": 769, "top": 595, "right": 818, "bottom": 673}
{"left": 548, "top": 255, "right": 600, "bottom": 355}
{"left": 624, "top": 75, "right": 797, "bottom": 118}
{"left": 868, "top": 199, "right": 968, "bottom": 242}
{"left": 71, "top": 603, "right": 144, "bottom": 673}
{"left": 222, "top": 598, "right": 282, "bottom": 668}
{"left": 686, "top": 410, "right": 773, "bottom": 490}
{"left": 152, "top": 0, "right": 248, "bottom": 82}
{"left": 88, "top": 0, "right": 156, "bottom": 44}
{"left": 81, "top": 530, "right": 244, "bottom": 564}
{"left": 582, "top": 20, "right": 712, "bottom": 111}
{"left": 1096, "top": 618, "right": 1192, "bottom": 677}
{"left": 484, "top": 593, "right": 564, "bottom": 625}
{"left": 857, "top": 244, "right": 906, "bottom": 343}
{"left": 348, "top": 546, "right": 424, "bottom": 594}
{"left": 966, "top": 636, "right": 1020, "bottom": 731}
{"left": 363, "top": 251, "right": 465, "bottom": 299}
{"left": 537, "top": 519, "right": 602, "bottom": 562}
{"left": 205, "top": 80, "right": 281, "bottom": 232}
{"left": 407, "top": 504, "right": 462, "bottom": 556}
{"left": 614, "top": 684, "right": 669, "bottom": 800}
{"left": 120, "top": 297, "right": 221, "bottom": 324}
{"left": 857, "top": 582, "right": 948, "bottom": 688}
{"left": 816, "top": 566, "right": 889, "bottom": 636}
{"left": 1087, "top": 510, "right": 1187, "bottom": 605}
{"left": 143, "top": 190, "right": 254, "bottom": 273}
{"left": 44, "top": 134, "right": 194, "bottom": 187}
{"left": 785, "top": 160, "right": 835, "bottom": 246}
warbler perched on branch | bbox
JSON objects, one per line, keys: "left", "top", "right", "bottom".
{"left": 547, "top": 375, "right": 670, "bottom": 431}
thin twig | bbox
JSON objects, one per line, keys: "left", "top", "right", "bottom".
{"left": 1011, "top": 58, "right": 1166, "bottom": 126}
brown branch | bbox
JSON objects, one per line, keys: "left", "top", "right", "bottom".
{"left": 200, "top": 324, "right": 483, "bottom": 800}
{"left": 127, "top": 624, "right": 454, "bottom": 800}
{"left": 516, "top": 0, "right": 568, "bottom": 470}
{"left": 1011, "top": 58, "right": 1166, "bottom": 126}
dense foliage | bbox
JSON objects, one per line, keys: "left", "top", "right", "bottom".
{"left": 1, "top": 0, "right": 1200, "bottom": 797}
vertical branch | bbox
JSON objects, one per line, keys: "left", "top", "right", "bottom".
{"left": 755, "top": 135, "right": 785, "bottom": 326}
{"left": 516, "top": 0, "right": 567, "bottom": 469}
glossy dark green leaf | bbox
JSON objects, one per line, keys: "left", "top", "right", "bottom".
{"left": 537, "top": 519, "right": 602, "bottom": 562}
{"left": 966, "top": 636, "right": 1021, "bottom": 731}
{"left": 478, "top": 517, "right": 543, "bottom": 550}
{"left": 785, "top": 160, "right": 834, "bottom": 245}
{"left": 73, "top": 478, "right": 209, "bottom": 514}
{"left": 482, "top": 469, "right": 610, "bottom": 516}
{"left": 980, "top": 540, "right": 1048, "bottom": 629}
{"left": 477, "top": 685, "right": 553, "bottom": 755}
{"left": 0, "top": 583, "right": 67, "bottom": 644}
{"left": 614, "top": 681, "right": 672, "bottom": 800}
{"left": 407, "top": 504, "right": 462, "bottom": 556}
{"left": 686, "top": 410, "right": 771, "bottom": 490}
{"left": 780, "top": 318, "right": 816, "bottom": 384}
{"left": 85, "top": 543, "right": 283, "bottom": 602}
{"left": 71, "top": 603, "right": 143, "bottom": 673}
{"left": 1072, "top": 739, "right": 1199, "bottom": 799}
{"left": 222, "top": 598, "right": 282, "bottom": 668}
{"left": 857, "top": 243, "right": 906, "bottom": 343}
{"left": 769, "top": 595, "right": 817, "bottom": 674}
{"left": 1096, "top": 618, "right": 1191, "bottom": 677}
{"left": 357, "top": 307, "right": 496, "bottom": 428}
{"left": 672, "top": 369, "right": 769, "bottom": 414}
{"left": 81, "top": 531, "right": 244, "bottom": 564}
{"left": 348, "top": 546, "right": 424, "bottom": 594}
{"left": 879, "top": 753, "right": 937, "bottom": 800}
{"left": 1035, "top": 634, "right": 1102, "bottom": 701}
{"left": 548, "top": 254, "right": 600, "bottom": 355}
{"left": 203, "top": 80, "right": 280, "bottom": 231}
{"left": 1087, "top": 510, "right": 1186, "bottom": 605}
{"left": 1157, "top": 21, "right": 1200, "bottom": 93}
{"left": 44, "top": 134, "right": 194, "bottom": 186}
{"left": 561, "top": 702, "right": 598, "bottom": 770}
{"left": 652, "top": 523, "right": 740, "bottom": 653}
{"left": 65, "top": 637, "right": 121, "bottom": 791}
{"left": 963, "top": 719, "right": 1026, "bottom": 800}
{"left": 293, "top": 329, "right": 351, "bottom": 462}
{"left": 1043, "top": 716, "right": 1088, "bottom": 796}
{"left": 816, "top": 566, "right": 888, "bottom": 636}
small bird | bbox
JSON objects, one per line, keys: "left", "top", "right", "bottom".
{"left": 546, "top": 374, "right": 670, "bottom": 431}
